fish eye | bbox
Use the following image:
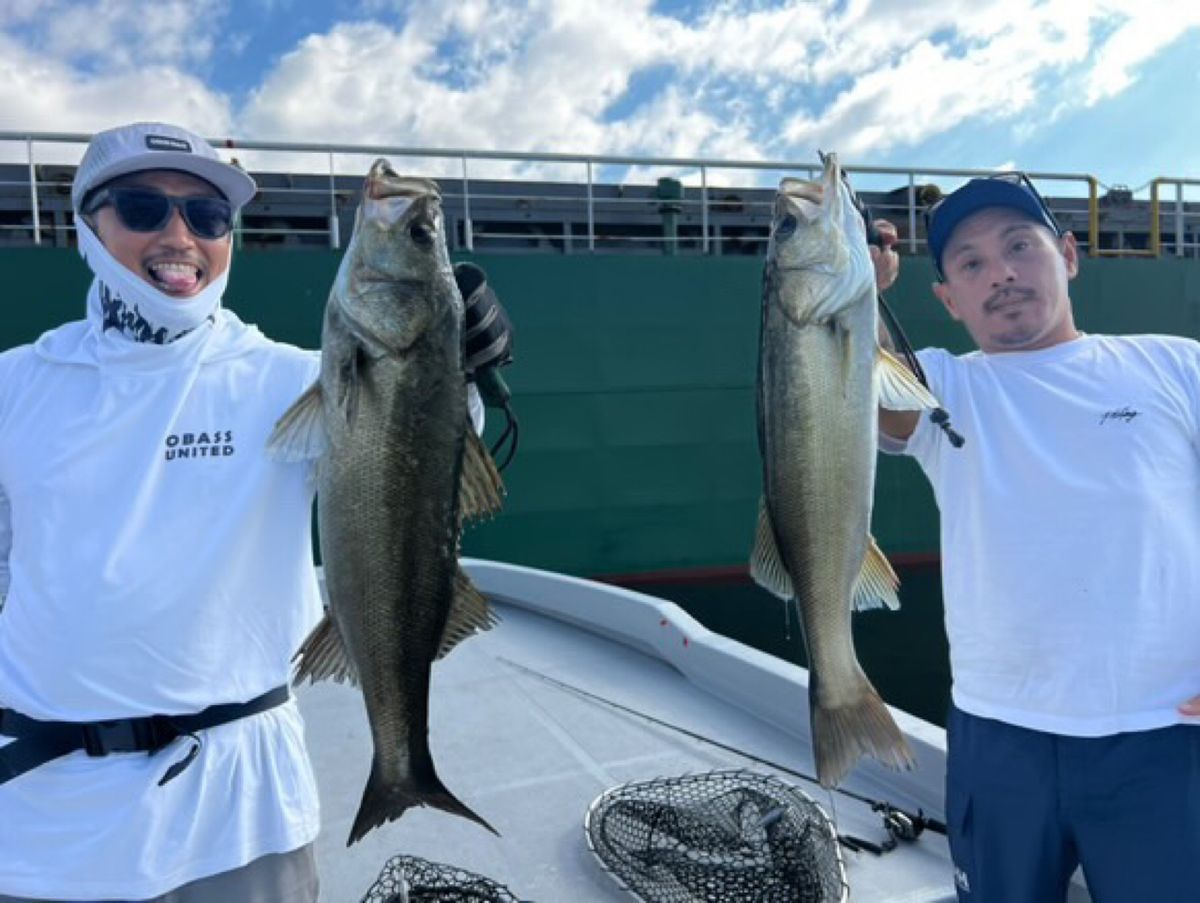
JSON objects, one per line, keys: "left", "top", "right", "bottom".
{"left": 774, "top": 214, "right": 797, "bottom": 240}
{"left": 409, "top": 221, "right": 435, "bottom": 247}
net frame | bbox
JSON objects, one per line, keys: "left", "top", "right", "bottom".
{"left": 360, "top": 853, "right": 524, "bottom": 903}
{"left": 584, "top": 768, "right": 849, "bottom": 903}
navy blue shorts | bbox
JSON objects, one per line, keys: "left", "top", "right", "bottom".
{"left": 946, "top": 705, "right": 1200, "bottom": 902}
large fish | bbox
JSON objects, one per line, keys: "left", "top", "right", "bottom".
{"left": 751, "top": 153, "right": 938, "bottom": 787}
{"left": 269, "top": 159, "right": 503, "bottom": 844}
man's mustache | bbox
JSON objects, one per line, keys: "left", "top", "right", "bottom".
{"left": 984, "top": 286, "right": 1035, "bottom": 312}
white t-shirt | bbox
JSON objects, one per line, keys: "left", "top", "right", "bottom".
{"left": 891, "top": 334, "right": 1200, "bottom": 736}
{"left": 0, "top": 310, "right": 324, "bottom": 900}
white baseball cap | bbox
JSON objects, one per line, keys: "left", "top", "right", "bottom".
{"left": 72, "top": 121, "right": 257, "bottom": 213}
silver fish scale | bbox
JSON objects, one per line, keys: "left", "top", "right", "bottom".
{"left": 761, "top": 277, "right": 877, "bottom": 693}
{"left": 755, "top": 159, "right": 913, "bottom": 788}
{"left": 300, "top": 160, "right": 497, "bottom": 843}
{"left": 319, "top": 321, "right": 466, "bottom": 759}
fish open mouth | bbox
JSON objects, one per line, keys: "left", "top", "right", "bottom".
{"left": 779, "top": 178, "right": 824, "bottom": 206}
{"left": 366, "top": 159, "right": 440, "bottom": 202}
{"left": 773, "top": 180, "right": 827, "bottom": 231}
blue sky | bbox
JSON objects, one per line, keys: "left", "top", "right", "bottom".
{"left": 1, "top": 0, "right": 1198, "bottom": 194}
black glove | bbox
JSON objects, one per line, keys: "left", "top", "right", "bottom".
{"left": 454, "top": 262, "right": 514, "bottom": 379}
{"left": 454, "top": 263, "right": 519, "bottom": 469}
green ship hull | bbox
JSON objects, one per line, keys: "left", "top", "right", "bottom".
{"left": 10, "top": 247, "right": 1199, "bottom": 726}
{"left": 8, "top": 248, "right": 1200, "bottom": 580}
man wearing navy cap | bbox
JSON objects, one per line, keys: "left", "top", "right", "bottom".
{"left": 878, "top": 175, "right": 1200, "bottom": 901}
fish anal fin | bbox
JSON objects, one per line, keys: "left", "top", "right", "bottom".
{"left": 750, "top": 496, "right": 795, "bottom": 600}
{"left": 876, "top": 347, "right": 940, "bottom": 411}
{"left": 267, "top": 382, "right": 328, "bottom": 462}
{"left": 293, "top": 611, "right": 359, "bottom": 686}
{"left": 459, "top": 424, "right": 504, "bottom": 525}
{"left": 852, "top": 535, "right": 901, "bottom": 612}
{"left": 437, "top": 567, "right": 499, "bottom": 660}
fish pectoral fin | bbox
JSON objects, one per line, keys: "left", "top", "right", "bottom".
{"left": 293, "top": 610, "right": 359, "bottom": 686}
{"left": 267, "top": 382, "right": 329, "bottom": 462}
{"left": 459, "top": 424, "right": 505, "bottom": 525}
{"left": 876, "top": 347, "right": 940, "bottom": 411}
{"left": 438, "top": 567, "right": 499, "bottom": 659}
{"left": 750, "top": 496, "right": 795, "bottom": 600}
{"left": 851, "top": 535, "right": 901, "bottom": 612}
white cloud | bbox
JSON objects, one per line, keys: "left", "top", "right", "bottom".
{"left": 665, "top": 2, "right": 823, "bottom": 77}
{"left": 0, "top": 0, "right": 53, "bottom": 27}
{"left": 230, "top": 0, "right": 1200, "bottom": 185}
{"left": 0, "top": 33, "right": 234, "bottom": 144}
{"left": 9, "top": 0, "right": 228, "bottom": 69}
{"left": 237, "top": 3, "right": 671, "bottom": 159}
{"left": 1082, "top": 3, "right": 1200, "bottom": 104}
{"left": 1, "top": 0, "right": 1198, "bottom": 188}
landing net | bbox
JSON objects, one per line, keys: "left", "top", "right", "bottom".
{"left": 584, "top": 768, "right": 848, "bottom": 902}
{"left": 360, "top": 854, "right": 523, "bottom": 903}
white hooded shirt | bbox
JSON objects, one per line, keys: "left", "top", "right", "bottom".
{"left": 0, "top": 303, "right": 324, "bottom": 899}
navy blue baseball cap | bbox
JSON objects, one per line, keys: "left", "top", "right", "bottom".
{"left": 927, "top": 174, "right": 1062, "bottom": 278}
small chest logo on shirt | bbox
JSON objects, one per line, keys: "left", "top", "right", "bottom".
{"left": 165, "top": 430, "right": 235, "bottom": 461}
{"left": 954, "top": 867, "right": 971, "bottom": 894}
{"left": 1099, "top": 406, "right": 1140, "bottom": 426}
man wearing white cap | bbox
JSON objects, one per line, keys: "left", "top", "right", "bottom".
{"left": 0, "top": 122, "right": 323, "bottom": 901}
{"left": 877, "top": 175, "right": 1200, "bottom": 901}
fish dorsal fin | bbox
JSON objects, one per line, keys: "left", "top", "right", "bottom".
{"left": 851, "top": 535, "right": 901, "bottom": 612}
{"left": 438, "top": 567, "right": 499, "bottom": 659}
{"left": 459, "top": 423, "right": 504, "bottom": 525}
{"left": 267, "top": 382, "right": 329, "bottom": 462}
{"left": 750, "top": 496, "right": 795, "bottom": 600}
{"left": 876, "top": 347, "right": 940, "bottom": 412}
{"left": 293, "top": 611, "right": 359, "bottom": 686}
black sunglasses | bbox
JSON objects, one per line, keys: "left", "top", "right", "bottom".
{"left": 924, "top": 172, "right": 1063, "bottom": 280}
{"left": 83, "top": 187, "right": 234, "bottom": 240}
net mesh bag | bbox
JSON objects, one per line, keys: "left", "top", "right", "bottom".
{"left": 584, "top": 769, "right": 847, "bottom": 903}
{"left": 360, "top": 854, "right": 523, "bottom": 903}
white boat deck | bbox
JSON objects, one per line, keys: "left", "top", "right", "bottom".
{"left": 298, "top": 560, "right": 1076, "bottom": 902}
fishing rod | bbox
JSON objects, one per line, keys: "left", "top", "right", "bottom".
{"left": 822, "top": 153, "right": 965, "bottom": 449}
{"left": 497, "top": 656, "right": 946, "bottom": 855}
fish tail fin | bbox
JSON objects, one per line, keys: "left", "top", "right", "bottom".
{"left": 347, "top": 757, "right": 499, "bottom": 845}
{"left": 812, "top": 683, "right": 915, "bottom": 788}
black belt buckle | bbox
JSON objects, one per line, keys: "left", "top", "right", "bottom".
{"left": 81, "top": 716, "right": 178, "bottom": 757}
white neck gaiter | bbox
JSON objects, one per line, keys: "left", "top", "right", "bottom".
{"left": 77, "top": 219, "right": 230, "bottom": 345}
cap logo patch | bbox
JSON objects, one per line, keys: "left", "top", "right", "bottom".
{"left": 145, "top": 135, "right": 192, "bottom": 153}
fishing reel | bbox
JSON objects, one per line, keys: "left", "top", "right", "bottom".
{"left": 838, "top": 803, "right": 948, "bottom": 856}
{"left": 454, "top": 262, "right": 519, "bottom": 471}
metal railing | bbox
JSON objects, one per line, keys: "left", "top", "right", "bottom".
{"left": 1150, "top": 178, "right": 1200, "bottom": 258}
{"left": 0, "top": 130, "right": 1190, "bottom": 258}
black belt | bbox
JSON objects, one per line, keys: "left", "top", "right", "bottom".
{"left": 0, "top": 685, "right": 289, "bottom": 787}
